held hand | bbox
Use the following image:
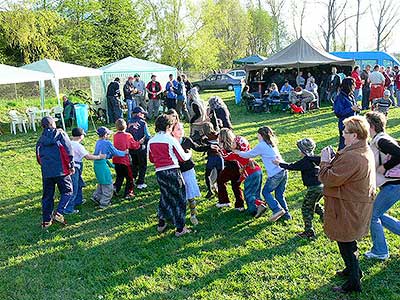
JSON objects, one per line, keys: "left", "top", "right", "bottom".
{"left": 351, "top": 104, "right": 361, "bottom": 112}
{"left": 99, "top": 154, "right": 106, "bottom": 159}
{"left": 125, "top": 149, "right": 129, "bottom": 154}
{"left": 272, "top": 159, "right": 281, "bottom": 166}
{"left": 377, "top": 165, "right": 386, "bottom": 175}
{"left": 186, "top": 149, "right": 192, "bottom": 156}
{"left": 70, "top": 168, "right": 75, "bottom": 175}
{"left": 210, "top": 144, "right": 220, "bottom": 151}
{"left": 139, "top": 137, "right": 145, "bottom": 144}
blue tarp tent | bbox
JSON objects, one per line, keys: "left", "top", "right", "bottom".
{"left": 233, "top": 54, "right": 266, "bottom": 65}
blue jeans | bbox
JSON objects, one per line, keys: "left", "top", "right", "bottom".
{"left": 370, "top": 183, "right": 400, "bottom": 255}
{"left": 126, "top": 98, "right": 137, "bottom": 122}
{"left": 244, "top": 170, "right": 262, "bottom": 215}
{"left": 42, "top": 175, "right": 73, "bottom": 222}
{"left": 64, "top": 165, "right": 84, "bottom": 213}
{"left": 262, "top": 170, "right": 289, "bottom": 214}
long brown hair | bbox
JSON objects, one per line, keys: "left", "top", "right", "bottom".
{"left": 219, "top": 128, "right": 236, "bottom": 151}
{"left": 258, "top": 126, "right": 277, "bottom": 147}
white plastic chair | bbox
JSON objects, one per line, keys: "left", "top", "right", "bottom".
{"left": 50, "top": 106, "right": 63, "bottom": 122}
{"left": 25, "top": 107, "right": 42, "bottom": 131}
{"left": 8, "top": 110, "right": 27, "bottom": 134}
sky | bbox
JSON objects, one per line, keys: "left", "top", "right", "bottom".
{"left": 274, "top": 0, "right": 400, "bottom": 54}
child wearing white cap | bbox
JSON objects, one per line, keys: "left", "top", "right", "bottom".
{"left": 372, "top": 90, "right": 392, "bottom": 116}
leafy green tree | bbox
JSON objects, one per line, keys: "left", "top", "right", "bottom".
{"left": 0, "top": 8, "right": 62, "bottom": 65}
{"left": 247, "top": 6, "right": 274, "bottom": 56}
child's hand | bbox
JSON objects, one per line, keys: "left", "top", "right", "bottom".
{"left": 125, "top": 149, "right": 129, "bottom": 154}
{"left": 99, "top": 154, "right": 106, "bottom": 159}
{"left": 210, "top": 144, "right": 219, "bottom": 151}
{"left": 272, "top": 159, "right": 281, "bottom": 166}
{"left": 139, "top": 137, "right": 145, "bottom": 144}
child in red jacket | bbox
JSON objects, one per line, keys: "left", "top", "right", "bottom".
{"left": 113, "top": 118, "right": 142, "bottom": 198}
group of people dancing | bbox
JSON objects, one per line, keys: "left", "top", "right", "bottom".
{"left": 36, "top": 77, "right": 400, "bottom": 294}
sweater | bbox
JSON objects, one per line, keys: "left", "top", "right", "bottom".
{"left": 112, "top": 131, "right": 140, "bottom": 166}
{"left": 148, "top": 132, "right": 191, "bottom": 172}
{"left": 237, "top": 140, "right": 283, "bottom": 177}
{"left": 179, "top": 137, "right": 210, "bottom": 173}
{"left": 222, "top": 150, "right": 262, "bottom": 182}
{"left": 279, "top": 155, "right": 321, "bottom": 187}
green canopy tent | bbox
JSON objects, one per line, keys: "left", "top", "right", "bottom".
{"left": 233, "top": 54, "right": 266, "bottom": 65}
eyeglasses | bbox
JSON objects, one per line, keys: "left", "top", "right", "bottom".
{"left": 343, "top": 130, "right": 353, "bottom": 134}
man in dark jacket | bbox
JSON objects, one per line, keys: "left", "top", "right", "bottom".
{"left": 360, "top": 65, "right": 371, "bottom": 110}
{"left": 106, "top": 78, "right": 122, "bottom": 123}
{"left": 36, "top": 116, "right": 74, "bottom": 228}
{"left": 123, "top": 76, "right": 135, "bottom": 120}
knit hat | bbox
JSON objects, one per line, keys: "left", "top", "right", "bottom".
{"left": 296, "top": 138, "right": 316, "bottom": 156}
{"left": 234, "top": 136, "right": 250, "bottom": 152}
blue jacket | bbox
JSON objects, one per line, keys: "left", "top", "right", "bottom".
{"left": 166, "top": 80, "right": 178, "bottom": 99}
{"left": 127, "top": 116, "right": 151, "bottom": 150}
{"left": 333, "top": 91, "right": 357, "bottom": 128}
{"left": 36, "top": 128, "right": 74, "bottom": 178}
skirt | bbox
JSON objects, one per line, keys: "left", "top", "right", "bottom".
{"left": 156, "top": 168, "right": 187, "bottom": 229}
{"left": 182, "top": 168, "right": 201, "bottom": 200}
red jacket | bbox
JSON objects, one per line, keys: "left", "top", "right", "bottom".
{"left": 351, "top": 71, "right": 362, "bottom": 89}
{"left": 395, "top": 73, "right": 400, "bottom": 90}
{"left": 112, "top": 131, "right": 140, "bottom": 166}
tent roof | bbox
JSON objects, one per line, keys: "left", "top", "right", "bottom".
{"left": 233, "top": 54, "right": 266, "bottom": 65}
{"left": 0, "top": 64, "right": 53, "bottom": 85}
{"left": 100, "top": 56, "right": 176, "bottom": 73}
{"left": 246, "top": 37, "right": 354, "bottom": 70}
{"left": 22, "top": 59, "right": 102, "bottom": 79}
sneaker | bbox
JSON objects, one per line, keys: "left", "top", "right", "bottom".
{"left": 268, "top": 209, "right": 285, "bottom": 222}
{"left": 98, "top": 204, "right": 111, "bottom": 210}
{"left": 157, "top": 223, "right": 167, "bottom": 233}
{"left": 297, "top": 231, "right": 315, "bottom": 239}
{"left": 53, "top": 212, "right": 67, "bottom": 225}
{"left": 41, "top": 220, "right": 52, "bottom": 229}
{"left": 175, "top": 227, "right": 191, "bottom": 237}
{"left": 282, "top": 212, "right": 292, "bottom": 220}
{"left": 91, "top": 197, "right": 100, "bottom": 204}
{"left": 64, "top": 209, "right": 80, "bottom": 215}
{"left": 235, "top": 207, "right": 245, "bottom": 212}
{"left": 125, "top": 192, "right": 135, "bottom": 199}
{"left": 255, "top": 205, "right": 267, "bottom": 218}
{"left": 364, "top": 251, "right": 389, "bottom": 260}
{"left": 137, "top": 184, "right": 147, "bottom": 190}
{"left": 190, "top": 215, "right": 199, "bottom": 225}
{"left": 216, "top": 203, "right": 231, "bottom": 208}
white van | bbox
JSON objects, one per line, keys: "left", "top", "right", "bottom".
{"left": 227, "top": 69, "right": 246, "bottom": 79}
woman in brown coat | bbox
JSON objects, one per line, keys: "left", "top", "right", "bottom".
{"left": 319, "top": 115, "right": 376, "bottom": 294}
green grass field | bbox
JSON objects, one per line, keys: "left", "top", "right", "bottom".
{"left": 0, "top": 92, "right": 399, "bottom": 300}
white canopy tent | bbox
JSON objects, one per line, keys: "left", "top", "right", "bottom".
{"left": 22, "top": 59, "right": 103, "bottom": 130}
{"left": 0, "top": 64, "right": 54, "bottom": 108}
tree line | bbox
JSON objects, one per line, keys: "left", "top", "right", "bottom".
{"left": 0, "top": 0, "right": 398, "bottom": 72}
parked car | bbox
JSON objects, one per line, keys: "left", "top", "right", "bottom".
{"left": 192, "top": 73, "right": 241, "bottom": 91}
{"left": 227, "top": 69, "right": 247, "bottom": 79}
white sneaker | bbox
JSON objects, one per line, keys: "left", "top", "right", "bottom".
{"left": 137, "top": 183, "right": 147, "bottom": 190}
{"left": 364, "top": 251, "right": 389, "bottom": 260}
{"left": 235, "top": 207, "right": 245, "bottom": 212}
{"left": 268, "top": 209, "right": 285, "bottom": 222}
{"left": 216, "top": 203, "right": 231, "bottom": 208}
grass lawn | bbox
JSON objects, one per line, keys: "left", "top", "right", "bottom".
{"left": 0, "top": 91, "right": 399, "bottom": 300}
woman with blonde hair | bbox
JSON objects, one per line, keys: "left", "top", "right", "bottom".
{"left": 319, "top": 115, "right": 376, "bottom": 294}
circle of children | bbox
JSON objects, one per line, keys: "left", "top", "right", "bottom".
{"left": 35, "top": 69, "right": 400, "bottom": 294}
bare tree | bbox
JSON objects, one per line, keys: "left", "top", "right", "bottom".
{"left": 291, "top": 0, "right": 307, "bottom": 39}
{"left": 371, "top": 0, "right": 400, "bottom": 51}
{"left": 355, "top": 0, "right": 361, "bottom": 51}
{"left": 319, "top": 0, "right": 356, "bottom": 52}
{"left": 265, "top": 0, "right": 286, "bottom": 51}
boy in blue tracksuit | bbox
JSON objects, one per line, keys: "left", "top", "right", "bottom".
{"left": 127, "top": 106, "right": 151, "bottom": 189}
{"left": 36, "top": 116, "right": 74, "bottom": 228}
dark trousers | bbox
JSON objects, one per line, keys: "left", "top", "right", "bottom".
{"left": 217, "top": 163, "right": 244, "bottom": 208}
{"left": 107, "top": 96, "right": 122, "bottom": 123}
{"left": 165, "top": 97, "right": 177, "bottom": 110}
{"left": 361, "top": 88, "right": 370, "bottom": 110}
{"left": 337, "top": 241, "right": 362, "bottom": 292}
{"left": 42, "top": 175, "right": 73, "bottom": 222}
{"left": 114, "top": 163, "right": 134, "bottom": 196}
{"left": 129, "top": 148, "right": 147, "bottom": 185}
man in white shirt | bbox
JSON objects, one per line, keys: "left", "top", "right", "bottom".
{"left": 369, "top": 65, "right": 385, "bottom": 101}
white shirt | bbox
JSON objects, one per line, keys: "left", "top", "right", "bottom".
{"left": 369, "top": 71, "right": 385, "bottom": 85}
{"left": 71, "top": 141, "right": 89, "bottom": 163}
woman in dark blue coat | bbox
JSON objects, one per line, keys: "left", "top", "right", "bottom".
{"left": 333, "top": 77, "right": 361, "bottom": 150}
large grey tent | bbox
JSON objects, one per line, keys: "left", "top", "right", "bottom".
{"left": 245, "top": 37, "right": 354, "bottom": 71}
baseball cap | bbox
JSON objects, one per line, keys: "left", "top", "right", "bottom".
{"left": 96, "top": 126, "right": 112, "bottom": 137}
{"left": 134, "top": 73, "right": 140, "bottom": 77}
{"left": 384, "top": 90, "right": 391, "bottom": 96}
{"left": 41, "top": 116, "right": 55, "bottom": 128}
{"left": 72, "top": 127, "right": 86, "bottom": 137}
{"left": 132, "top": 106, "right": 148, "bottom": 114}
